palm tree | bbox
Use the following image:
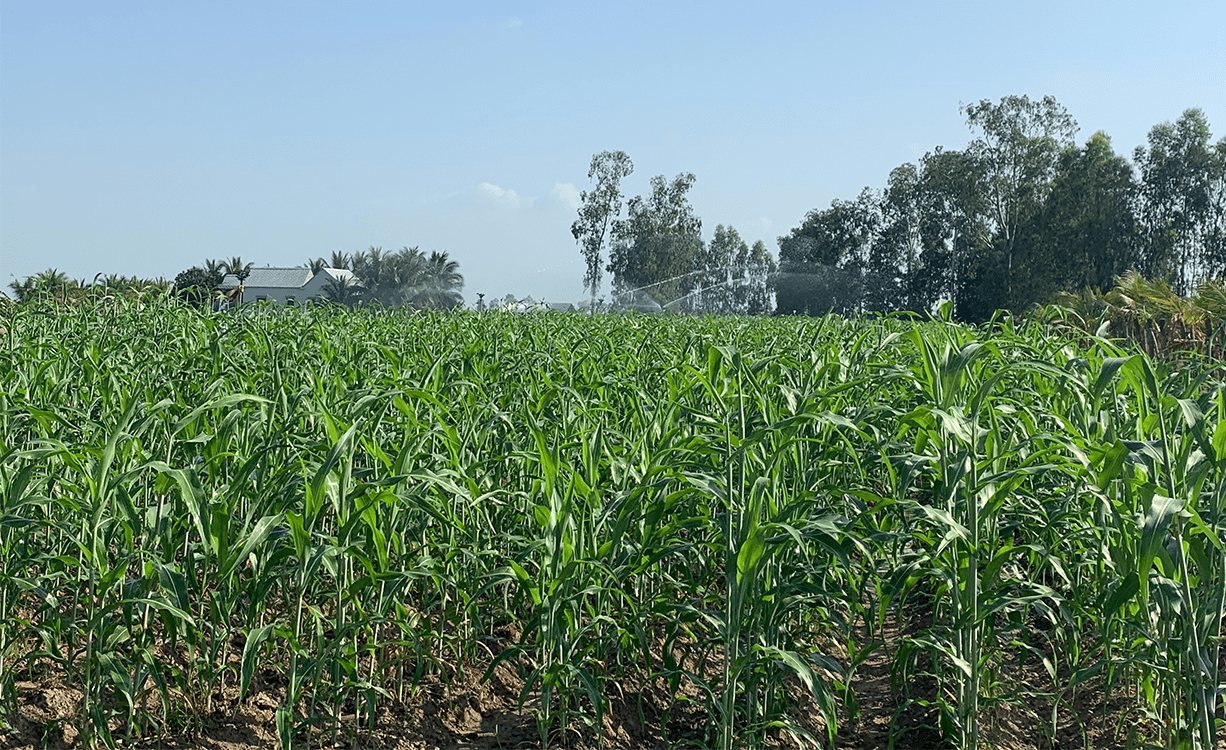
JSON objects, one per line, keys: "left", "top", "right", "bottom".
{"left": 350, "top": 246, "right": 438, "bottom": 307}
{"left": 407, "top": 251, "right": 464, "bottom": 309}
{"left": 305, "top": 257, "right": 327, "bottom": 274}
{"left": 92, "top": 273, "right": 127, "bottom": 299}
{"left": 89, "top": 274, "right": 169, "bottom": 300}
{"left": 321, "top": 276, "right": 364, "bottom": 308}
{"left": 8, "top": 276, "right": 36, "bottom": 304}
{"left": 392, "top": 245, "right": 427, "bottom": 292}
{"left": 1194, "top": 279, "right": 1226, "bottom": 360}
{"left": 222, "top": 257, "right": 254, "bottom": 306}
{"left": 386, "top": 246, "right": 427, "bottom": 307}
{"left": 352, "top": 247, "right": 395, "bottom": 306}
{"left": 329, "top": 251, "right": 351, "bottom": 270}
{"left": 222, "top": 257, "right": 253, "bottom": 281}
{"left": 9, "top": 268, "right": 76, "bottom": 304}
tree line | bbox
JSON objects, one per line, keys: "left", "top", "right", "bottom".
{"left": 574, "top": 96, "right": 1226, "bottom": 322}
{"left": 572, "top": 152, "right": 775, "bottom": 314}
{"left": 777, "top": 96, "right": 1225, "bottom": 321}
{"left": 7, "top": 270, "right": 170, "bottom": 305}
{"left": 173, "top": 248, "right": 464, "bottom": 310}
{"left": 302, "top": 247, "right": 465, "bottom": 309}
{"left": 8, "top": 248, "right": 465, "bottom": 311}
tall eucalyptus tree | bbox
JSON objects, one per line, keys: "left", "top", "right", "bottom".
{"left": 608, "top": 172, "right": 705, "bottom": 306}
{"left": 1134, "top": 108, "right": 1225, "bottom": 292}
{"left": 1012, "top": 131, "right": 1138, "bottom": 308}
{"left": 961, "top": 95, "right": 1078, "bottom": 310}
{"left": 572, "top": 151, "right": 634, "bottom": 311}
{"left": 775, "top": 189, "right": 878, "bottom": 316}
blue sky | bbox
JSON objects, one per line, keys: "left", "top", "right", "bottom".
{"left": 3, "top": 1, "right": 1224, "bottom": 303}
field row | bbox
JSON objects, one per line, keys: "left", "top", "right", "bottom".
{"left": 1, "top": 301, "right": 1223, "bottom": 749}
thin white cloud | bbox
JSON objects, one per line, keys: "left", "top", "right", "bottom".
{"left": 503, "top": 17, "right": 523, "bottom": 31}
{"left": 550, "top": 182, "right": 581, "bottom": 210}
{"left": 477, "top": 182, "right": 534, "bottom": 209}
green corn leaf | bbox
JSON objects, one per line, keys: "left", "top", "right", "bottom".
{"left": 761, "top": 646, "right": 830, "bottom": 702}
{"left": 240, "top": 624, "right": 275, "bottom": 701}
{"left": 275, "top": 706, "right": 293, "bottom": 750}
{"left": 1090, "top": 356, "right": 1133, "bottom": 401}
{"left": 1139, "top": 493, "right": 1183, "bottom": 578}
{"left": 220, "top": 513, "right": 285, "bottom": 579}
{"left": 736, "top": 526, "right": 766, "bottom": 587}
{"left": 1103, "top": 572, "right": 1140, "bottom": 622}
{"left": 151, "top": 463, "right": 212, "bottom": 555}
{"left": 155, "top": 562, "right": 191, "bottom": 614}
{"left": 307, "top": 424, "right": 357, "bottom": 522}
{"left": 916, "top": 504, "right": 970, "bottom": 549}
{"left": 1069, "top": 660, "right": 1104, "bottom": 690}
{"left": 1212, "top": 417, "right": 1226, "bottom": 461}
{"left": 171, "top": 393, "right": 270, "bottom": 436}
{"left": 133, "top": 598, "right": 194, "bottom": 625}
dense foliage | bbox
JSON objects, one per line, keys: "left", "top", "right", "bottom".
{"left": 776, "top": 98, "right": 1226, "bottom": 321}
{"left": 1, "top": 298, "right": 1223, "bottom": 749}
{"left": 572, "top": 96, "right": 1226, "bottom": 322}
{"left": 172, "top": 265, "right": 225, "bottom": 305}
{"left": 7, "top": 270, "right": 169, "bottom": 305}
{"left": 308, "top": 246, "right": 466, "bottom": 309}
{"left": 1043, "top": 271, "right": 1226, "bottom": 360}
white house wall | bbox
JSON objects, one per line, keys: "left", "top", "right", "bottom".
{"left": 298, "top": 275, "right": 332, "bottom": 300}
{"left": 226, "top": 268, "right": 355, "bottom": 306}
{"left": 242, "top": 287, "right": 306, "bottom": 305}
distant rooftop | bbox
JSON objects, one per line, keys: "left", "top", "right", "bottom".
{"left": 314, "top": 268, "right": 358, "bottom": 284}
{"left": 220, "top": 267, "right": 313, "bottom": 290}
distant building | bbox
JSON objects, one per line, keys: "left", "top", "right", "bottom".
{"left": 494, "top": 294, "right": 537, "bottom": 312}
{"left": 483, "top": 295, "right": 587, "bottom": 313}
{"left": 218, "top": 267, "right": 358, "bottom": 306}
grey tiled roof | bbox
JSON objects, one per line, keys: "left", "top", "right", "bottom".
{"left": 219, "top": 268, "right": 313, "bottom": 289}
{"left": 315, "top": 268, "right": 360, "bottom": 285}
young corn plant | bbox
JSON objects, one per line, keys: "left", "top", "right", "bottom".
{"left": 1114, "top": 355, "right": 1224, "bottom": 749}
{"left": 4, "top": 295, "right": 1222, "bottom": 750}
{"left": 680, "top": 344, "right": 848, "bottom": 750}
{"left": 487, "top": 414, "right": 609, "bottom": 746}
{"left": 892, "top": 330, "right": 1067, "bottom": 749}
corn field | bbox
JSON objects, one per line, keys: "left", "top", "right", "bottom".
{"left": 0, "top": 297, "right": 1223, "bottom": 749}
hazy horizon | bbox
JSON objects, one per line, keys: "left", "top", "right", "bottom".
{"left": 3, "top": 1, "right": 1224, "bottom": 302}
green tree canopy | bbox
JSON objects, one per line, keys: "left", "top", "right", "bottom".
{"left": 961, "top": 94, "right": 1079, "bottom": 311}
{"left": 775, "top": 189, "right": 878, "bottom": 315}
{"left": 173, "top": 265, "right": 224, "bottom": 305}
{"left": 1134, "top": 108, "right": 1226, "bottom": 293}
{"left": 608, "top": 172, "right": 704, "bottom": 306}
{"left": 572, "top": 151, "right": 634, "bottom": 308}
{"left": 1011, "top": 131, "right": 1138, "bottom": 308}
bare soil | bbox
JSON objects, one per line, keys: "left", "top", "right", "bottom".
{"left": 0, "top": 619, "right": 1191, "bottom": 749}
